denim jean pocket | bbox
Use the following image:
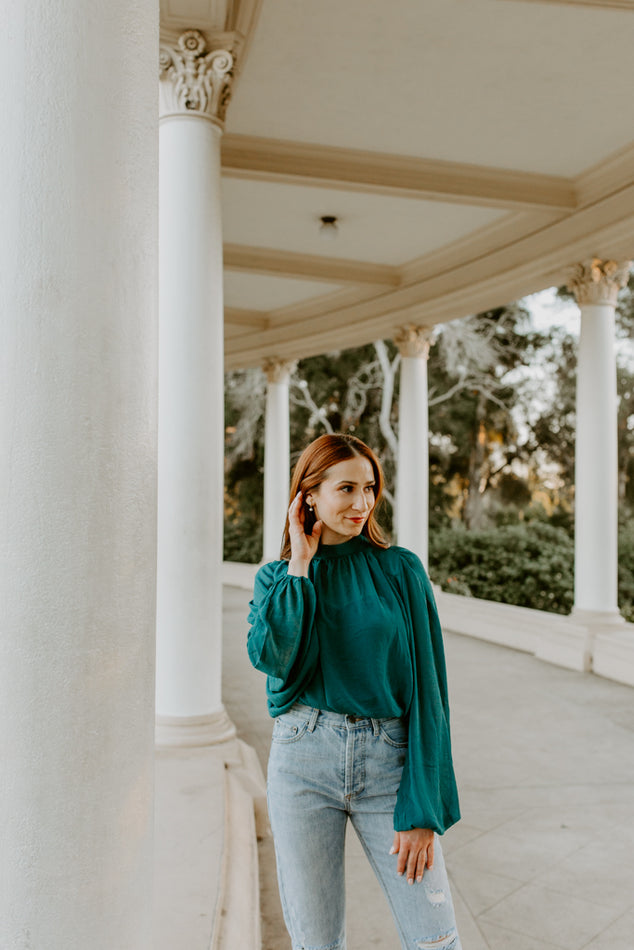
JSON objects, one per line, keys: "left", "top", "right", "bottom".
{"left": 271, "top": 713, "right": 310, "bottom": 744}
{"left": 378, "top": 717, "right": 408, "bottom": 748}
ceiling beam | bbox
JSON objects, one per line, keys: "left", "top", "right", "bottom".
{"left": 223, "top": 244, "right": 401, "bottom": 286}
{"left": 225, "top": 307, "right": 269, "bottom": 329}
{"left": 221, "top": 134, "right": 578, "bottom": 212}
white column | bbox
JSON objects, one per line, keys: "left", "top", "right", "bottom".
{"left": 0, "top": 3, "right": 158, "bottom": 948}
{"left": 263, "top": 359, "right": 296, "bottom": 561}
{"left": 568, "top": 259, "right": 631, "bottom": 621}
{"left": 394, "top": 326, "right": 433, "bottom": 568}
{"left": 156, "top": 31, "right": 236, "bottom": 745}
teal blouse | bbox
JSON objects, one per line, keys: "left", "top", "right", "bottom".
{"left": 247, "top": 535, "right": 460, "bottom": 835}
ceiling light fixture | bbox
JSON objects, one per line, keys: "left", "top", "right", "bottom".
{"left": 319, "top": 215, "right": 339, "bottom": 240}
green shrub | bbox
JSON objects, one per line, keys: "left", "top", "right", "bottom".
{"left": 430, "top": 519, "right": 634, "bottom": 620}
{"left": 429, "top": 522, "right": 574, "bottom": 615}
{"left": 618, "top": 520, "right": 634, "bottom": 622}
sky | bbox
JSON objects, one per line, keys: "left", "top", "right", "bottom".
{"left": 524, "top": 287, "right": 579, "bottom": 336}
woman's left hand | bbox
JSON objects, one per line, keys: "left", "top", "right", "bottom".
{"left": 390, "top": 828, "right": 434, "bottom": 884}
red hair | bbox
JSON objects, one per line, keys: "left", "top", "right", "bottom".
{"left": 280, "top": 434, "right": 388, "bottom": 559}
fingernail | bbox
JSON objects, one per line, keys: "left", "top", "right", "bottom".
{"left": 407, "top": 878, "right": 413, "bottom": 885}
{"left": 417, "top": 875, "right": 422, "bottom": 882}
{"left": 397, "top": 870, "right": 403, "bottom": 876}
{"left": 389, "top": 847, "right": 396, "bottom": 854}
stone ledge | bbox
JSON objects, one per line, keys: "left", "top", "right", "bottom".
{"left": 435, "top": 589, "right": 567, "bottom": 656}
{"left": 155, "top": 737, "right": 266, "bottom": 950}
{"left": 435, "top": 589, "right": 634, "bottom": 684}
{"left": 592, "top": 627, "right": 634, "bottom": 687}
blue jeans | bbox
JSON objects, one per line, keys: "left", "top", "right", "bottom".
{"left": 267, "top": 704, "right": 461, "bottom": 950}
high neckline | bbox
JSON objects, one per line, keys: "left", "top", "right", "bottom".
{"left": 312, "top": 535, "right": 368, "bottom": 559}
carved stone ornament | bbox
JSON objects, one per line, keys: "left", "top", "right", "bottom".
{"left": 159, "top": 30, "right": 234, "bottom": 125}
{"left": 263, "top": 357, "right": 298, "bottom": 384}
{"left": 567, "top": 258, "right": 631, "bottom": 307}
{"left": 394, "top": 325, "right": 434, "bottom": 359}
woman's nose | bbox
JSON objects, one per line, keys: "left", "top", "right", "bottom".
{"left": 351, "top": 492, "right": 369, "bottom": 510}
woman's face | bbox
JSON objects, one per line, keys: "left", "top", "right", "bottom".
{"left": 306, "top": 455, "right": 376, "bottom": 546}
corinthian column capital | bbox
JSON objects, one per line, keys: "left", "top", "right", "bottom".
{"left": 394, "top": 325, "right": 434, "bottom": 359}
{"left": 159, "top": 30, "right": 234, "bottom": 126}
{"left": 263, "top": 357, "right": 297, "bottom": 385}
{"left": 567, "top": 258, "right": 631, "bottom": 307}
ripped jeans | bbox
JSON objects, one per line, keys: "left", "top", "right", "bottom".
{"left": 267, "top": 704, "right": 461, "bottom": 950}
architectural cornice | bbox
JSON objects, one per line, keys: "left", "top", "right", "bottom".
{"left": 221, "top": 135, "right": 577, "bottom": 211}
{"left": 225, "top": 184, "right": 634, "bottom": 368}
{"left": 400, "top": 210, "right": 565, "bottom": 287}
{"left": 223, "top": 244, "right": 401, "bottom": 287}
{"left": 567, "top": 258, "right": 631, "bottom": 307}
{"left": 394, "top": 326, "right": 433, "bottom": 359}
{"left": 575, "top": 141, "right": 634, "bottom": 209}
{"left": 499, "top": 0, "right": 634, "bottom": 9}
{"left": 159, "top": 30, "right": 233, "bottom": 126}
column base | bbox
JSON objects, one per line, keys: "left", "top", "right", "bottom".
{"left": 564, "top": 608, "right": 630, "bottom": 681}
{"left": 570, "top": 606, "right": 625, "bottom": 627}
{"left": 155, "top": 704, "right": 237, "bottom": 748}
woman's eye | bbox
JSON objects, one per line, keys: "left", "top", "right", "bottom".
{"left": 365, "top": 486, "right": 375, "bottom": 493}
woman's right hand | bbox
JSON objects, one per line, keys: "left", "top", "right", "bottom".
{"left": 287, "top": 492, "right": 322, "bottom": 576}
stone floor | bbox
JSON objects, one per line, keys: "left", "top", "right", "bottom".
{"left": 223, "top": 583, "right": 634, "bottom": 950}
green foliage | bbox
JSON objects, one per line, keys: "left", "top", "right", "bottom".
{"left": 618, "top": 519, "right": 634, "bottom": 622}
{"left": 430, "top": 519, "right": 634, "bottom": 621}
{"left": 429, "top": 522, "right": 575, "bottom": 614}
{"left": 528, "top": 333, "right": 577, "bottom": 489}
{"left": 427, "top": 304, "right": 548, "bottom": 529}
{"left": 223, "top": 453, "right": 264, "bottom": 563}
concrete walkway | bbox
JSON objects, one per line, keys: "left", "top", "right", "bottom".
{"left": 223, "top": 583, "right": 634, "bottom": 950}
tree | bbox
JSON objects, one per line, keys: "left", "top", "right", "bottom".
{"left": 428, "top": 304, "right": 546, "bottom": 529}
{"left": 224, "top": 369, "right": 266, "bottom": 561}
{"left": 223, "top": 301, "right": 570, "bottom": 558}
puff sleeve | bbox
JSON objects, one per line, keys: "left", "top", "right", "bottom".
{"left": 247, "top": 560, "right": 320, "bottom": 713}
{"left": 391, "top": 551, "right": 460, "bottom": 835}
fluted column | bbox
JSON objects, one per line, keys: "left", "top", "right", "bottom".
{"left": 395, "top": 326, "right": 433, "bottom": 568}
{"left": 568, "top": 259, "right": 631, "bottom": 621}
{"left": 156, "top": 31, "right": 235, "bottom": 745}
{"left": 263, "top": 358, "right": 297, "bottom": 561}
{"left": 0, "top": 3, "right": 158, "bottom": 948}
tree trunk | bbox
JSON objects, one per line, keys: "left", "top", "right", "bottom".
{"left": 463, "top": 393, "right": 488, "bottom": 530}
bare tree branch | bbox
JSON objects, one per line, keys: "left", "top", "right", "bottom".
{"left": 225, "top": 369, "right": 266, "bottom": 465}
{"left": 290, "top": 379, "right": 334, "bottom": 434}
{"left": 374, "top": 340, "right": 400, "bottom": 457}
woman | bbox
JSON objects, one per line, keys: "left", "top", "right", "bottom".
{"left": 247, "top": 433, "right": 461, "bottom": 950}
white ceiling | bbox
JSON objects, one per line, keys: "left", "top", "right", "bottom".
{"left": 200, "top": 0, "right": 634, "bottom": 367}
{"left": 221, "top": 178, "right": 505, "bottom": 266}
{"left": 227, "top": 0, "right": 634, "bottom": 175}
{"left": 223, "top": 270, "right": 343, "bottom": 310}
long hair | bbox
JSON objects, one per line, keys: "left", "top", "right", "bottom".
{"left": 280, "top": 433, "right": 389, "bottom": 559}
